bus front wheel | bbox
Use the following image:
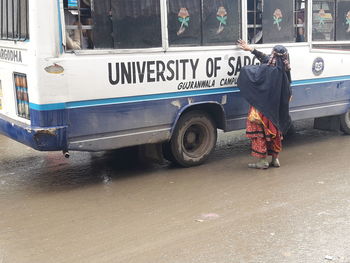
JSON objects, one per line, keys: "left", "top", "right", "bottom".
{"left": 340, "top": 110, "right": 350, "bottom": 134}
{"left": 169, "top": 111, "right": 217, "bottom": 167}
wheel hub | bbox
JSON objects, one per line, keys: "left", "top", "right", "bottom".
{"left": 186, "top": 131, "right": 197, "bottom": 144}
{"left": 183, "top": 125, "right": 205, "bottom": 153}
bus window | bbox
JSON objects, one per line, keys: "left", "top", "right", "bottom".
{"left": 110, "top": 0, "right": 162, "bottom": 49}
{"left": 168, "top": 0, "right": 202, "bottom": 46}
{"left": 312, "top": 0, "right": 336, "bottom": 41}
{"left": 336, "top": 0, "right": 350, "bottom": 40}
{"left": 65, "top": 0, "right": 162, "bottom": 50}
{"left": 202, "top": 0, "right": 240, "bottom": 45}
{"left": 0, "top": 0, "right": 29, "bottom": 41}
{"left": 168, "top": 0, "right": 240, "bottom": 47}
{"left": 262, "top": 0, "right": 294, "bottom": 43}
{"left": 247, "top": 0, "right": 263, "bottom": 44}
{"left": 247, "top": 0, "right": 307, "bottom": 44}
{"left": 295, "top": 0, "right": 307, "bottom": 42}
{"left": 92, "top": 0, "right": 113, "bottom": 49}
{"left": 64, "top": 0, "right": 93, "bottom": 50}
{"left": 7, "top": 0, "right": 14, "bottom": 38}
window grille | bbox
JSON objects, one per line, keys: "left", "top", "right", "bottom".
{"left": 14, "top": 73, "right": 30, "bottom": 120}
{"left": 0, "top": 0, "right": 29, "bottom": 41}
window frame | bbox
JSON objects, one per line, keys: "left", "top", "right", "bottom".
{"left": 60, "top": 0, "right": 350, "bottom": 56}
{"left": 311, "top": 0, "right": 350, "bottom": 42}
{"left": 295, "top": 0, "right": 308, "bottom": 42}
{"left": 166, "top": 0, "right": 242, "bottom": 48}
{"left": 63, "top": 0, "right": 165, "bottom": 53}
{"left": 310, "top": 0, "right": 350, "bottom": 52}
{"left": 246, "top": 0, "right": 263, "bottom": 44}
{"left": 65, "top": 0, "right": 244, "bottom": 55}
{"left": 63, "top": 0, "right": 94, "bottom": 51}
{"left": 202, "top": 1, "right": 242, "bottom": 46}
{"left": 237, "top": 0, "right": 311, "bottom": 54}
{"left": 311, "top": 0, "right": 336, "bottom": 41}
{"left": 245, "top": 0, "right": 309, "bottom": 45}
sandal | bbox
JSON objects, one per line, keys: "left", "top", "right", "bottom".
{"left": 270, "top": 158, "right": 281, "bottom": 168}
{"left": 248, "top": 160, "right": 269, "bottom": 169}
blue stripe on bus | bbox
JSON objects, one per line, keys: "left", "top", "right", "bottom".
{"left": 292, "top": 75, "right": 350, "bottom": 86}
{"left": 29, "top": 75, "right": 350, "bottom": 111}
{"left": 30, "top": 88, "right": 239, "bottom": 110}
{"left": 30, "top": 102, "right": 66, "bottom": 111}
{"left": 67, "top": 87, "right": 239, "bottom": 108}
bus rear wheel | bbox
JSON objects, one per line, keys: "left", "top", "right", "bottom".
{"left": 340, "top": 110, "right": 350, "bottom": 134}
{"left": 169, "top": 111, "right": 217, "bottom": 167}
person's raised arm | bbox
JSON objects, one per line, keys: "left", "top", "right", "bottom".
{"left": 237, "top": 39, "right": 254, "bottom": 52}
{"left": 237, "top": 39, "right": 269, "bottom": 64}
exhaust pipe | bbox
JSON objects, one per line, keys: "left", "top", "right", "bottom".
{"left": 63, "top": 151, "right": 70, "bottom": 158}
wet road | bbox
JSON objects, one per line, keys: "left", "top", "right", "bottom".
{"left": 1, "top": 120, "right": 350, "bottom": 263}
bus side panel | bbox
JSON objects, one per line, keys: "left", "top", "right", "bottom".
{"left": 221, "top": 92, "right": 250, "bottom": 130}
{"left": 290, "top": 79, "right": 350, "bottom": 120}
{"left": 66, "top": 91, "right": 247, "bottom": 151}
{"left": 30, "top": 109, "right": 67, "bottom": 127}
{"left": 61, "top": 76, "right": 350, "bottom": 152}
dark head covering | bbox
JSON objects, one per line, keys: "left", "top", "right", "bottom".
{"left": 268, "top": 45, "right": 292, "bottom": 82}
{"left": 237, "top": 45, "right": 292, "bottom": 134}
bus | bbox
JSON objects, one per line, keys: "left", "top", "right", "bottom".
{"left": 0, "top": 0, "right": 350, "bottom": 167}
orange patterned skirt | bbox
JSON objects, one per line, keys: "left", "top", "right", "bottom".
{"left": 246, "top": 106, "right": 282, "bottom": 158}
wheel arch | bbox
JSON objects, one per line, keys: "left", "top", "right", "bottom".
{"left": 170, "top": 102, "right": 226, "bottom": 137}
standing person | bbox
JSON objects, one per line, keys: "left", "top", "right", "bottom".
{"left": 237, "top": 40, "right": 292, "bottom": 169}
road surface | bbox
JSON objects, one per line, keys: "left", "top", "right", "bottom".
{"left": 0, "top": 120, "right": 350, "bottom": 263}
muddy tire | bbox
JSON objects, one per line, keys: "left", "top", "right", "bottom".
{"left": 340, "top": 110, "right": 350, "bottom": 134}
{"left": 162, "top": 142, "right": 176, "bottom": 162}
{"left": 170, "top": 111, "right": 217, "bottom": 167}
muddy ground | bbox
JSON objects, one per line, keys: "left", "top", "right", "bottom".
{"left": 0, "top": 119, "right": 350, "bottom": 263}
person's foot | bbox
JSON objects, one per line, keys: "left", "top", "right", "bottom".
{"left": 270, "top": 158, "right": 281, "bottom": 168}
{"left": 248, "top": 159, "right": 269, "bottom": 169}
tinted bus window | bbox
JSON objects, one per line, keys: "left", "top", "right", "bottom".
{"left": 93, "top": 0, "right": 113, "bottom": 49}
{"left": 111, "top": 0, "right": 162, "bottom": 49}
{"left": 168, "top": 0, "right": 201, "bottom": 46}
{"left": 312, "top": 0, "right": 336, "bottom": 41}
{"left": 336, "top": 0, "right": 350, "bottom": 40}
{"left": 262, "top": 0, "right": 294, "bottom": 43}
{"left": 202, "top": 0, "right": 240, "bottom": 45}
{"left": 168, "top": 0, "right": 240, "bottom": 47}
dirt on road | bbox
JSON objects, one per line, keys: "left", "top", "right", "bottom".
{"left": 0, "top": 120, "right": 350, "bottom": 263}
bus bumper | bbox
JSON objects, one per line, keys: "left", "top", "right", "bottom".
{"left": 0, "top": 113, "right": 67, "bottom": 151}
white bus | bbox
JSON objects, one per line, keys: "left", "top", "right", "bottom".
{"left": 0, "top": 0, "right": 350, "bottom": 167}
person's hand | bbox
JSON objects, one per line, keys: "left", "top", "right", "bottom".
{"left": 237, "top": 39, "right": 254, "bottom": 52}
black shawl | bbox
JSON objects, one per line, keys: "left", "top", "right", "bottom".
{"left": 237, "top": 46, "right": 292, "bottom": 134}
